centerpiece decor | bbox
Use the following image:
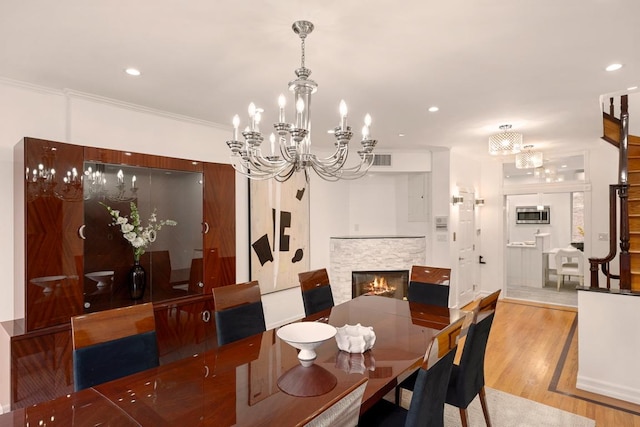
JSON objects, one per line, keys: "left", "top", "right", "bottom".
{"left": 102, "top": 202, "right": 177, "bottom": 299}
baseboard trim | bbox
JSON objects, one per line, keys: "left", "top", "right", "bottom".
{"left": 577, "top": 376, "right": 640, "bottom": 406}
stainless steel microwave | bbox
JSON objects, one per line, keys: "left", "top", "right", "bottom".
{"left": 515, "top": 206, "right": 550, "bottom": 224}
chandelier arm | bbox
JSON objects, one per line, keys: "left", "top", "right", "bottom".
{"left": 246, "top": 150, "right": 288, "bottom": 169}
{"left": 231, "top": 159, "right": 296, "bottom": 181}
{"left": 303, "top": 143, "right": 355, "bottom": 172}
{"left": 246, "top": 160, "right": 293, "bottom": 177}
{"left": 308, "top": 153, "right": 374, "bottom": 181}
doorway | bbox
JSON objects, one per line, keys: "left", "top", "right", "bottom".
{"left": 504, "top": 191, "right": 584, "bottom": 306}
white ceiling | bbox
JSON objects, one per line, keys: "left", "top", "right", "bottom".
{"left": 1, "top": 0, "right": 638, "bottom": 163}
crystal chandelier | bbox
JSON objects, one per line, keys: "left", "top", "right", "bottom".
{"left": 515, "top": 145, "right": 543, "bottom": 169}
{"left": 226, "top": 21, "right": 377, "bottom": 182}
{"left": 488, "top": 124, "right": 522, "bottom": 155}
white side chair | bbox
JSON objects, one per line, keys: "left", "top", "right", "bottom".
{"left": 554, "top": 248, "right": 584, "bottom": 291}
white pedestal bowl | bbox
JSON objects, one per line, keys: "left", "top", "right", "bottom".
{"left": 277, "top": 321, "right": 337, "bottom": 367}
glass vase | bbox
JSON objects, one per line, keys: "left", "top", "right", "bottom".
{"left": 129, "top": 259, "right": 146, "bottom": 300}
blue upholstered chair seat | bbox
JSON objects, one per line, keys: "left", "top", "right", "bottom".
{"left": 215, "top": 301, "right": 267, "bottom": 346}
{"left": 73, "top": 330, "right": 159, "bottom": 391}
{"left": 407, "top": 281, "right": 449, "bottom": 307}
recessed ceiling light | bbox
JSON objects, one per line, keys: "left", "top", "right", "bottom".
{"left": 125, "top": 68, "right": 141, "bottom": 76}
{"left": 561, "top": 164, "right": 568, "bottom": 168}
{"left": 398, "top": 133, "right": 405, "bottom": 137}
{"left": 605, "top": 63, "right": 623, "bottom": 72}
{"left": 628, "top": 86, "right": 638, "bottom": 91}
{"left": 428, "top": 106, "right": 439, "bottom": 112}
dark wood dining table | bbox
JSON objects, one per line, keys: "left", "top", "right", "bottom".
{"left": 0, "top": 295, "right": 464, "bottom": 426}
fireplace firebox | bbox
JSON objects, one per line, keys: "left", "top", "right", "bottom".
{"left": 352, "top": 270, "right": 409, "bottom": 299}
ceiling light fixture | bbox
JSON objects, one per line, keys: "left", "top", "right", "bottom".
{"left": 125, "top": 68, "right": 141, "bottom": 76}
{"left": 488, "top": 124, "right": 522, "bottom": 156}
{"left": 515, "top": 145, "right": 543, "bottom": 169}
{"left": 428, "top": 106, "right": 439, "bottom": 112}
{"left": 225, "top": 21, "right": 377, "bottom": 182}
{"left": 605, "top": 63, "right": 623, "bottom": 72}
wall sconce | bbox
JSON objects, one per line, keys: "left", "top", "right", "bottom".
{"left": 452, "top": 196, "right": 464, "bottom": 205}
{"left": 475, "top": 198, "right": 485, "bottom": 206}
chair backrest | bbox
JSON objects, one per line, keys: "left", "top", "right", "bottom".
{"left": 303, "top": 377, "right": 368, "bottom": 427}
{"left": 71, "top": 302, "right": 159, "bottom": 391}
{"left": 478, "top": 289, "right": 501, "bottom": 312}
{"left": 298, "top": 268, "right": 335, "bottom": 316}
{"left": 140, "top": 250, "right": 172, "bottom": 290}
{"left": 212, "top": 281, "right": 267, "bottom": 346}
{"left": 404, "top": 313, "right": 468, "bottom": 427}
{"left": 408, "top": 266, "right": 451, "bottom": 307}
{"left": 555, "top": 248, "right": 584, "bottom": 275}
{"left": 446, "top": 309, "right": 496, "bottom": 409}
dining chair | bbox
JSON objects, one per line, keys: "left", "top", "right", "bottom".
{"left": 555, "top": 248, "right": 584, "bottom": 291}
{"left": 444, "top": 307, "right": 496, "bottom": 427}
{"left": 358, "top": 314, "right": 467, "bottom": 427}
{"left": 298, "top": 268, "right": 335, "bottom": 316}
{"left": 304, "top": 377, "right": 368, "bottom": 427}
{"left": 394, "top": 305, "right": 496, "bottom": 427}
{"left": 407, "top": 265, "right": 451, "bottom": 307}
{"left": 212, "top": 280, "right": 267, "bottom": 346}
{"left": 71, "top": 302, "right": 159, "bottom": 391}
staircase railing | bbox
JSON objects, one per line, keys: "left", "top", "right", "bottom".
{"left": 589, "top": 95, "right": 631, "bottom": 290}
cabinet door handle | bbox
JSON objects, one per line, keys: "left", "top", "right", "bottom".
{"left": 198, "top": 282, "right": 204, "bottom": 288}
{"left": 202, "top": 310, "right": 211, "bottom": 323}
{"left": 78, "top": 225, "right": 86, "bottom": 240}
{"left": 202, "top": 222, "right": 210, "bottom": 234}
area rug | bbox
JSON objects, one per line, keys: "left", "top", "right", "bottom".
{"left": 442, "top": 387, "right": 595, "bottom": 427}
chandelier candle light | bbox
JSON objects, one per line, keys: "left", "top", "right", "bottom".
{"left": 226, "top": 21, "right": 377, "bottom": 182}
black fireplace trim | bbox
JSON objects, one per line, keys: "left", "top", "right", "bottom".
{"left": 351, "top": 269, "right": 409, "bottom": 299}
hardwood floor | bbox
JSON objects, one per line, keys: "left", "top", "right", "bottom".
{"left": 486, "top": 299, "right": 640, "bottom": 426}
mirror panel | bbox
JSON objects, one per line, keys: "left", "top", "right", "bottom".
{"left": 82, "top": 162, "right": 203, "bottom": 312}
{"left": 503, "top": 154, "right": 585, "bottom": 185}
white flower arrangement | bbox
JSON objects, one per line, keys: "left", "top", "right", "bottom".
{"left": 101, "top": 201, "right": 177, "bottom": 261}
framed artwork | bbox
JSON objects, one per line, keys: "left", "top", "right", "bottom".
{"left": 249, "top": 173, "right": 309, "bottom": 294}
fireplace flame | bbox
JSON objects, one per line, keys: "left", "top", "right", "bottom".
{"left": 366, "top": 276, "right": 396, "bottom": 296}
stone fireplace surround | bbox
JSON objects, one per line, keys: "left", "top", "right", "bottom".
{"left": 329, "top": 236, "right": 427, "bottom": 304}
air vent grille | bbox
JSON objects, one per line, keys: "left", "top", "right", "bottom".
{"left": 373, "top": 154, "right": 392, "bottom": 166}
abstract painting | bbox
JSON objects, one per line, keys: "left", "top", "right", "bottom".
{"left": 249, "top": 173, "right": 309, "bottom": 294}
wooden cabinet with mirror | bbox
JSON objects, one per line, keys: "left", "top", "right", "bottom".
{"left": 4, "top": 137, "right": 235, "bottom": 409}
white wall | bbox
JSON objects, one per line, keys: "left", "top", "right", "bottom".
{"left": 506, "top": 193, "right": 572, "bottom": 249}
{"left": 448, "top": 148, "right": 482, "bottom": 306}
{"left": 479, "top": 157, "right": 505, "bottom": 295}
{"left": 578, "top": 290, "right": 640, "bottom": 404}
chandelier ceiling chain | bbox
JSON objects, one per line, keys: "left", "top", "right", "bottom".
{"left": 225, "top": 20, "right": 377, "bottom": 182}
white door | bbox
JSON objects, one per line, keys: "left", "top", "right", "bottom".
{"left": 457, "top": 189, "right": 476, "bottom": 307}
